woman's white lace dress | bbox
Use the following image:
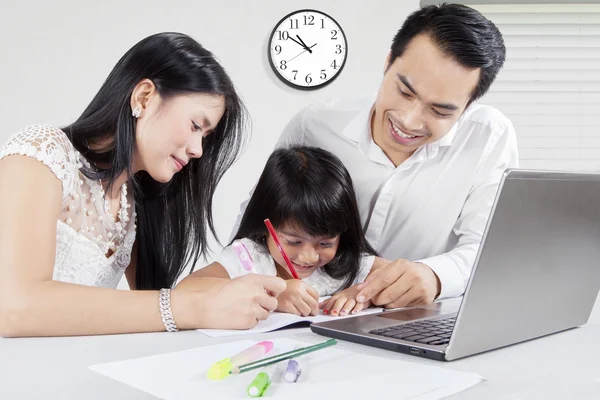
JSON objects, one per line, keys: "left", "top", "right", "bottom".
{"left": 0, "top": 125, "right": 136, "bottom": 288}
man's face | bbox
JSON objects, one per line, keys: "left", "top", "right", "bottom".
{"left": 372, "top": 34, "right": 481, "bottom": 166}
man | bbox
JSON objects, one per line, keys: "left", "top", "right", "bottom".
{"left": 234, "top": 4, "right": 518, "bottom": 310}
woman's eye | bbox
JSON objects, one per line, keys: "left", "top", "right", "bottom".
{"left": 192, "top": 121, "right": 202, "bottom": 132}
{"left": 320, "top": 243, "right": 333, "bottom": 248}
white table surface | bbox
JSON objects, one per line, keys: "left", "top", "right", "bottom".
{"left": 1, "top": 295, "right": 599, "bottom": 399}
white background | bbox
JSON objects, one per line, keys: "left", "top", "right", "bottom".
{"left": 0, "top": 0, "right": 418, "bottom": 279}
{"left": 2, "top": 1, "right": 598, "bottom": 280}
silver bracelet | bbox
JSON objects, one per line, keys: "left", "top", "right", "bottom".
{"left": 159, "top": 288, "right": 179, "bottom": 332}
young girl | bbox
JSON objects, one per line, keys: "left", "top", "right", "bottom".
{"left": 180, "top": 146, "right": 388, "bottom": 317}
{"left": 0, "top": 32, "right": 285, "bottom": 337}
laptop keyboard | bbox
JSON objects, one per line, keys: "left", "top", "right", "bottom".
{"left": 369, "top": 317, "right": 456, "bottom": 346}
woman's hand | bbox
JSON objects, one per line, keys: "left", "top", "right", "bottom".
{"left": 172, "top": 274, "right": 286, "bottom": 330}
{"left": 275, "top": 279, "right": 320, "bottom": 317}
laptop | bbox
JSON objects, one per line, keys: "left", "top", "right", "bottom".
{"left": 311, "top": 169, "right": 600, "bottom": 361}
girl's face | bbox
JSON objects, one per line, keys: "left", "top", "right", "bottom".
{"left": 267, "top": 223, "right": 340, "bottom": 279}
{"left": 132, "top": 81, "right": 225, "bottom": 182}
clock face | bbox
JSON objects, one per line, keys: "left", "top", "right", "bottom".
{"left": 268, "top": 9, "right": 348, "bottom": 90}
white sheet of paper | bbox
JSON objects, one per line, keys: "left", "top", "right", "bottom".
{"left": 89, "top": 338, "right": 483, "bottom": 400}
{"left": 196, "top": 303, "right": 384, "bottom": 338}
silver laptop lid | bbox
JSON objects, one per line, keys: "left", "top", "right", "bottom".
{"left": 447, "top": 169, "right": 600, "bottom": 360}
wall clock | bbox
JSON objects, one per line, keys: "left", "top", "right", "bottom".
{"left": 268, "top": 9, "right": 348, "bottom": 90}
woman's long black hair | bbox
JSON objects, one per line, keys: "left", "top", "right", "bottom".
{"left": 62, "top": 32, "right": 247, "bottom": 289}
{"left": 233, "top": 146, "right": 377, "bottom": 289}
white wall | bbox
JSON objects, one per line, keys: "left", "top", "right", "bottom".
{"left": 0, "top": 0, "right": 419, "bottom": 277}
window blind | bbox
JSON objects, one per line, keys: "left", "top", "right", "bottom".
{"left": 472, "top": 4, "right": 600, "bottom": 171}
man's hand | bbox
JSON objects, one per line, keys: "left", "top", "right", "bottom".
{"left": 356, "top": 260, "right": 441, "bottom": 308}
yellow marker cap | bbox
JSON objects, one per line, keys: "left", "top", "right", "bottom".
{"left": 207, "top": 358, "right": 232, "bottom": 380}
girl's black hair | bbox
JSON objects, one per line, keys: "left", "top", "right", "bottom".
{"left": 233, "top": 146, "right": 377, "bottom": 289}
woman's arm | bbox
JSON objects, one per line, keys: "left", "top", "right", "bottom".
{"left": 125, "top": 242, "right": 138, "bottom": 289}
{"left": 0, "top": 155, "right": 176, "bottom": 336}
{"left": 0, "top": 156, "right": 285, "bottom": 337}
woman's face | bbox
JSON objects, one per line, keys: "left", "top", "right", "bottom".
{"left": 133, "top": 87, "right": 225, "bottom": 183}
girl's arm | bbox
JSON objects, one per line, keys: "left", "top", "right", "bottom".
{"left": 176, "top": 262, "right": 232, "bottom": 290}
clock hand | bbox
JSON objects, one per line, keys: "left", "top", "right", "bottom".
{"left": 288, "top": 36, "right": 311, "bottom": 52}
{"left": 287, "top": 49, "right": 308, "bottom": 63}
{"left": 295, "top": 35, "right": 313, "bottom": 53}
{"left": 286, "top": 43, "right": 317, "bottom": 63}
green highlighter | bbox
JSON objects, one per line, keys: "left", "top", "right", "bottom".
{"left": 247, "top": 365, "right": 273, "bottom": 398}
{"left": 243, "top": 340, "right": 337, "bottom": 397}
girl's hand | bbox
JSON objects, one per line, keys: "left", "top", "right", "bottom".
{"left": 319, "top": 285, "right": 371, "bottom": 316}
{"left": 276, "top": 280, "right": 320, "bottom": 316}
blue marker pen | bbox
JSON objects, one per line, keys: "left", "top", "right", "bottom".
{"left": 284, "top": 360, "right": 301, "bottom": 383}
{"left": 284, "top": 345, "right": 302, "bottom": 383}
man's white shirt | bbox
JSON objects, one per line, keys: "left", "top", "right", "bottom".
{"left": 232, "top": 97, "right": 518, "bottom": 299}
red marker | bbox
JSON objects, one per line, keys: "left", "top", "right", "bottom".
{"left": 264, "top": 219, "right": 300, "bottom": 279}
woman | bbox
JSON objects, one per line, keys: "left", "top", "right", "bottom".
{"left": 0, "top": 32, "right": 285, "bottom": 337}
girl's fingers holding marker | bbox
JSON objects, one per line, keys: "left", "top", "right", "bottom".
{"left": 296, "top": 298, "right": 312, "bottom": 317}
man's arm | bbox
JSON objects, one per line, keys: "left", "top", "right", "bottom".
{"left": 358, "top": 120, "right": 519, "bottom": 307}
{"left": 418, "top": 121, "right": 519, "bottom": 299}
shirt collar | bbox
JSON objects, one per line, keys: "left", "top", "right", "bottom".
{"left": 342, "top": 100, "right": 372, "bottom": 147}
{"left": 437, "top": 121, "right": 458, "bottom": 147}
{"left": 437, "top": 102, "right": 474, "bottom": 147}
{"left": 341, "top": 102, "right": 394, "bottom": 167}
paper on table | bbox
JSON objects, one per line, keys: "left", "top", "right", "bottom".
{"left": 196, "top": 297, "right": 383, "bottom": 338}
{"left": 89, "top": 338, "right": 483, "bottom": 400}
